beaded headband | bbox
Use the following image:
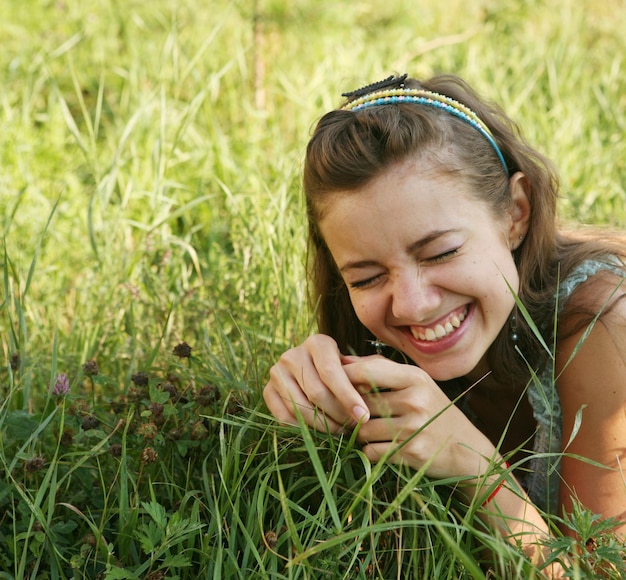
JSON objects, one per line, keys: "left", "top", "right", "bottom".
{"left": 341, "top": 86, "right": 509, "bottom": 176}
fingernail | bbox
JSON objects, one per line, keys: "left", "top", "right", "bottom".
{"left": 352, "top": 405, "right": 369, "bottom": 423}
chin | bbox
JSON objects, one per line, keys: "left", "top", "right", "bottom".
{"left": 409, "top": 357, "right": 481, "bottom": 384}
{"left": 428, "top": 369, "right": 466, "bottom": 383}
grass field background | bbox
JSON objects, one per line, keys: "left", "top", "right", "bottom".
{"left": 1, "top": 0, "right": 625, "bottom": 577}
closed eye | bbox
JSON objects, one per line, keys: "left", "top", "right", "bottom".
{"left": 349, "top": 274, "right": 382, "bottom": 289}
{"left": 425, "top": 248, "right": 459, "bottom": 264}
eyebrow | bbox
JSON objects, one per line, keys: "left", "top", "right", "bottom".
{"left": 407, "top": 228, "right": 460, "bottom": 254}
{"left": 339, "top": 228, "right": 460, "bottom": 273}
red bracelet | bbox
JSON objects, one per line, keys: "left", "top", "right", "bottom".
{"left": 482, "top": 462, "right": 510, "bottom": 507}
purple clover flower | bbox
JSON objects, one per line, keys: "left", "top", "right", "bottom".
{"left": 52, "top": 373, "right": 70, "bottom": 396}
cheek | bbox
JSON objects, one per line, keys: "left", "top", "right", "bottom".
{"left": 351, "top": 296, "right": 381, "bottom": 329}
{"left": 352, "top": 299, "right": 370, "bottom": 321}
{"left": 498, "top": 255, "right": 521, "bottom": 294}
{"left": 482, "top": 250, "right": 520, "bottom": 292}
{"left": 487, "top": 267, "right": 520, "bottom": 318}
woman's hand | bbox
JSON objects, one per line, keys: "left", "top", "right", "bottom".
{"left": 263, "top": 334, "right": 372, "bottom": 433}
{"left": 265, "top": 336, "right": 498, "bottom": 481}
{"left": 344, "top": 357, "right": 498, "bottom": 481}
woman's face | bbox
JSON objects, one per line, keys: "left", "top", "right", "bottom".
{"left": 318, "top": 157, "right": 529, "bottom": 382}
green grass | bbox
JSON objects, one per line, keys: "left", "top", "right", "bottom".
{"left": 1, "top": 0, "right": 625, "bottom": 577}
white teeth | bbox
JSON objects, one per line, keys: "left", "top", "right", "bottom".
{"left": 411, "top": 308, "right": 468, "bottom": 342}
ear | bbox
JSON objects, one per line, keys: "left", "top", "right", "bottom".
{"left": 507, "top": 171, "right": 531, "bottom": 250}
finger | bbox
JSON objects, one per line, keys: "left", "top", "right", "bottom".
{"left": 263, "top": 382, "right": 344, "bottom": 433}
{"left": 296, "top": 358, "right": 363, "bottom": 426}
{"left": 361, "top": 389, "right": 415, "bottom": 418}
{"left": 340, "top": 353, "right": 384, "bottom": 365}
{"left": 344, "top": 358, "right": 422, "bottom": 394}
{"left": 357, "top": 415, "right": 413, "bottom": 443}
{"left": 263, "top": 382, "right": 299, "bottom": 424}
{"left": 304, "top": 338, "right": 370, "bottom": 424}
{"left": 361, "top": 441, "right": 405, "bottom": 466}
{"left": 268, "top": 347, "right": 348, "bottom": 426}
{"left": 267, "top": 362, "right": 347, "bottom": 432}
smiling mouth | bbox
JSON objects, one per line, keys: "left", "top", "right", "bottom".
{"left": 409, "top": 307, "right": 469, "bottom": 342}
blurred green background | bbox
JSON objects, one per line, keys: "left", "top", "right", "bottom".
{"left": 2, "top": 1, "right": 624, "bottom": 390}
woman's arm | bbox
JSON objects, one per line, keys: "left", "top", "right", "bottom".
{"left": 342, "top": 358, "right": 565, "bottom": 575}
{"left": 479, "top": 480, "right": 565, "bottom": 576}
{"left": 556, "top": 284, "right": 626, "bottom": 534}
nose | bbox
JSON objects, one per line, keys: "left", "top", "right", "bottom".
{"left": 390, "top": 267, "right": 441, "bottom": 323}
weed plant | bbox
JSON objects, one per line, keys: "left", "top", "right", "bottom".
{"left": 1, "top": 0, "right": 625, "bottom": 577}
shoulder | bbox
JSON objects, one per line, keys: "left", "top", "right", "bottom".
{"left": 554, "top": 270, "right": 626, "bottom": 523}
{"left": 555, "top": 264, "right": 626, "bottom": 447}
{"left": 558, "top": 265, "right": 625, "bottom": 338}
{"left": 556, "top": 264, "right": 625, "bottom": 376}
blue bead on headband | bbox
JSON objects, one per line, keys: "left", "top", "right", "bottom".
{"left": 342, "top": 87, "right": 509, "bottom": 176}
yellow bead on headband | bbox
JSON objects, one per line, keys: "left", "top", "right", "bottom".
{"left": 341, "top": 76, "right": 509, "bottom": 176}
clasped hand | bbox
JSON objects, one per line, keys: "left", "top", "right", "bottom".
{"left": 264, "top": 334, "right": 497, "bottom": 480}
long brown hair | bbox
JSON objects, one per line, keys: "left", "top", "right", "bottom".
{"left": 304, "top": 74, "right": 625, "bottom": 383}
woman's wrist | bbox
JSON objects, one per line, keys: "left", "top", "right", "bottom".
{"left": 481, "top": 461, "right": 510, "bottom": 506}
{"left": 474, "top": 473, "right": 564, "bottom": 576}
{"left": 453, "top": 445, "right": 509, "bottom": 503}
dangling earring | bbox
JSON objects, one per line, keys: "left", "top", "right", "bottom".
{"left": 509, "top": 308, "right": 519, "bottom": 343}
{"left": 369, "top": 339, "right": 386, "bottom": 355}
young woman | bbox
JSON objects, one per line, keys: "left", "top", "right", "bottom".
{"left": 263, "top": 73, "right": 626, "bottom": 572}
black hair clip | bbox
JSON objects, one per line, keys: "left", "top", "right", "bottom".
{"left": 341, "top": 74, "right": 408, "bottom": 98}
